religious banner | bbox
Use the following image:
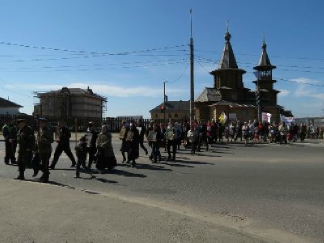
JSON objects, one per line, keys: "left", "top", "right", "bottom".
{"left": 262, "top": 112, "right": 272, "bottom": 123}
{"left": 280, "top": 115, "right": 295, "bottom": 124}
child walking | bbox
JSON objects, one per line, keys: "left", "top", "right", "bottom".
{"left": 75, "top": 136, "right": 92, "bottom": 178}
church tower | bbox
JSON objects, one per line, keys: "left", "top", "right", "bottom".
{"left": 210, "top": 28, "right": 247, "bottom": 101}
{"left": 253, "top": 40, "right": 280, "bottom": 105}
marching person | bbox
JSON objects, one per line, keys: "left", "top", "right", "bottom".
{"left": 242, "top": 122, "right": 250, "bottom": 145}
{"left": 75, "top": 135, "right": 92, "bottom": 178}
{"left": 119, "top": 120, "right": 129, "bottom": 163}
{"left": 15, "top": 118, "right": 35, "bottom": 180}
{"left": 197, "top": 120, "right": 208, "bottom": 151}
{"left": 126, "top": 122, "right": 140, "bottom": 167}
{"left": 49, "top": 120, "right": 77, "bottom": 169}
{"left": 36, "top": 117, "right": 54, "bottom": 183}
{"left": 85, "top": 121, "right": 98, "bottom": 169}
{"left": 300, "top": 123, "right": 307, "bottom": 142}
{"left": 137, "top": 119, "right": 148, "bottom": 155}
{"left": 165, "top": 121, "right": 177, "bottom": 161}
{"left": 159, "top": 122, "right": 166, "bottom": 152}
{"left": 146, "top": 121, "right": 154, "bottom": 161}
{"left": 2, "top": 116, "right": 18, "bottom": 165}
{"left": 96, "top": 125, "right": 117, "bottom": 171}
{"left": 279, "top": 122, "right": 288, "bottom": 144}
{"left": 147, "top": 122, "right": 162, "bottom": 163}
{"left": 187, "top": 124, "right": 199, "bottom": 154}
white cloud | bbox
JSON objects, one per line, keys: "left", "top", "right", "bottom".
{"left": 278, "top": 89, "right": 290, "bottom": 97}
{"left": 291, "top": 77, "right": 321, "bottom": 85}
{"left": 20, "top": 82, "right": 187, "bottom": 98}
{"left": 291, "top": 78, "right": 324, "bottom": 100}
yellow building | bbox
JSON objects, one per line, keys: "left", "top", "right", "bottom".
{"left": 150, "top": 100, "right": 190, "bottom": 123}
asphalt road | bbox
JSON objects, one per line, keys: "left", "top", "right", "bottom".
{"left": 0, "top": 136, "right": 323, "bottom": 242}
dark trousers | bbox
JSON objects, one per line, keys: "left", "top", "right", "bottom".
{"left": 167, "top": 140, "right": 176, "bottom": 160}
{"left": 198, "top": 135, "right": 208, "bottom": 151}
{"left": 4, "top": 141, "right": 17, "bottom": 163}
{"left": 280, "top": 135, "right": 287, "bottom": 144}
{"left": 87, "top": 147, "right": 97, "bottom": 169}
{"left": 139, "top": 138, "right": 148, "bottom": 154}
{"left": 39, "top": 152, "right": 51, "bottom": 181}
{"left": 191, "top": 140, "right": 198, "bottom": 154}
{"left": 51, "top": 142, "right": 76, "bottom": 167}
{"left": 76, "top": 157, "right": 91, "bottom": 176}
{"left": 151, "top": 142, "right": 160, "bottom": 162}
{"left": 17, "top": 150, "right": 33, "bottom": 178}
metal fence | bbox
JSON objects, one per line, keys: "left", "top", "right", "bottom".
{"left": 0, "top": 114, "right": 154, "bottom": 133}
{"left": 295, "top": 117, "right": 324, "bottom": 127}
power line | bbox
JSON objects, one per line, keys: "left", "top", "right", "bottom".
{"left": 0, "top": 59, "right": 189, "bottom": 72}
{"left": 0, "top": 77, "right": 33, "bottom": 98}
{"left": 167, "top": 62, "right": 189, "bottom": 84}
{"left": 195, "top": 55, "right": 324, "bottom": 74}
{"left": 275, "top": 78, "right": 324, "bottom": 87}
{"left": 0, "top": 51, "right": 189, "bottom": 64}
{"left": 0, "top": 41, "right": 188, "bottom": 56}
{"left": 194, "top": 57, "right": 324, "bottom": 88}
{"left": 195, "top": 48, "right": 324, "bottom": 62}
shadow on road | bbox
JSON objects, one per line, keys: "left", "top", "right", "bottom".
{"left": 108, "top": 167, "right": 147, "bottom": 178}
{"left": 163, "top": 162, "right": 194, "bottom": 168}
{"left": 134, "top": 163, "right": 173, "bottom": 172}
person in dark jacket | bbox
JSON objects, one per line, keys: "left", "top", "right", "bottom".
{"left": 126, "top": 123, "right": 139, "bottom": 167}
{"left": 50, "top": 120, "right": 76, "bottom": 169}
{"left": 75, "top": 135, "right": 92, "bottom": 178}
{"left": 147, "top": 122, "right": 162, "bottom": 163}
{"left": 36, "top": 117, "right": 53, "bottom": 183}
{"left": 96, "top": 125, "right": 117, "bottom": 170}
{"left": 2, "top": 116, "right": 17, "bottom": 165}
{"left": 197, "top": 121, "right": 208, "bottom": 152}
{"left": 137, "top": 119, "right": 148, "bottom": 155}
{"left": 15, "top": 119, "right": 35, "bottom": 180}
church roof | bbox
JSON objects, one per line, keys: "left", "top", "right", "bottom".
{"left": 150, "top": 100, "right": 190, "bottom": 112}
{"left": 253, "top": 40, "right": 276, "bottom": 70}
{"left": 195, "top": 88, "right": 222, "bottom": 102}
{"left": 0, "top": 97, "right": 22, "bottom": 108}
{"left": 210, "top": 100, "right": 256, "bottom": 107}
{"left": 218, "top": 30, "right": 238, "bottom": 69}
{"left": 210, "top": 29, "right": 246, "bottom": 75}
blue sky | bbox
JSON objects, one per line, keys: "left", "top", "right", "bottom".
{"left": 0, "top": 0, "right": 323, "bottom": 118}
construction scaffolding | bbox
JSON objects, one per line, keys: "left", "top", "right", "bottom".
{"left": 33, "top": 86, "right": 107, "bottom": 128}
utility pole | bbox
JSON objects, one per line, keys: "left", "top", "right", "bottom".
{"left": 190, "top": 9, "right": 195, "bottom": 125}
{"left": 163, "top": 81, "right": 166, "bottom": 125}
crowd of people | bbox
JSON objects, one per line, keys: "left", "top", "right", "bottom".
{"left": 1, "top": 117, "right": 117, "bottom": 182}
{"left": 2, "top": 116, "right": 323, "bottom": 182}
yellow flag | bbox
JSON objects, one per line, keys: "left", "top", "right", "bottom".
{"left": 219, "top": 112, "right": 227, "bottom": 125}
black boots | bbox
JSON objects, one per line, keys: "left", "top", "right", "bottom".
{"left": 15, "top": 163, "right": 25, "bottom": 180}
{"left": 40, "top": 172, "right": 49, "bottom": 183}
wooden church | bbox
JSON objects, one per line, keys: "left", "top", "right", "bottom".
{"left": 194, "top": 28, "right": 292, "bottom": 123}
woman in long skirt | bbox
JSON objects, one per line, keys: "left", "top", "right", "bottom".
{"left": 96, "top": 125, "right": 117, "bottom": 170}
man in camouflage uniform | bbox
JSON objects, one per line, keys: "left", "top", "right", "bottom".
{"left": 15, "top": 119, "right": 35, "bottom": 180}
{"left": 36, "top": 117, "right": 54, "bottom": 183}
{"left": 2, "top": 116, "right": 18, "bottom": 165}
